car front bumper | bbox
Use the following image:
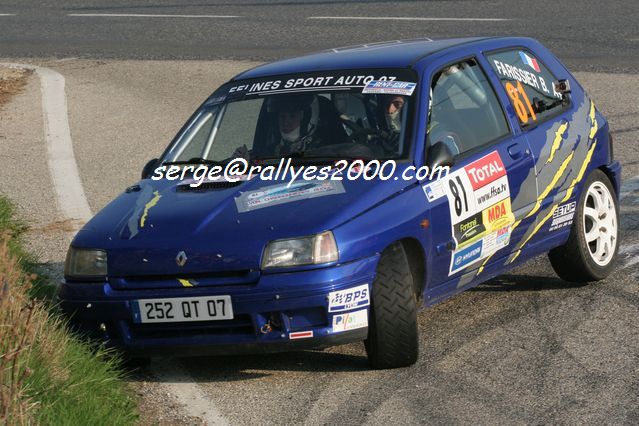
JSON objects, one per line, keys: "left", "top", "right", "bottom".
{"left": 57, "top": 255, "right": 379, "bottom": 357}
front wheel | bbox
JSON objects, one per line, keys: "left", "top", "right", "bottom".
{"left": 365, "top": 243, "right": 419, "bottom": 369}
{"left": 549, "top": 169, "right": 619, "bottom": 282}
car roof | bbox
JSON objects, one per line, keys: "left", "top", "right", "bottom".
{"left": 234, "top": 37, "right": 494, "bottom": 80}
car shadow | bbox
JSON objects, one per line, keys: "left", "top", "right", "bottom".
{"left": 474, "top": 273, "right": 589, "bottom": 292}
{"left": 129, "top": 349, "right": 370, "bottom": 383}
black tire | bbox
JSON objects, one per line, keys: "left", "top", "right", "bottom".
{"left": 549, "top": 169, "right": 620, "bottom": 282}
{"left": 365, "top": 242, "right": 419, "bottom": 369}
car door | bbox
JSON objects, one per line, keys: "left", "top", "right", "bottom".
{"left": 421, "top": 56, "right": 538, "bottom": 298}
{"left": 484, "top": 47, "right": 580, "bottom": 254}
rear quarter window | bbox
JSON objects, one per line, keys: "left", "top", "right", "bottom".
{"left": 486, "top": 48, "right": 568, "bottom": 127}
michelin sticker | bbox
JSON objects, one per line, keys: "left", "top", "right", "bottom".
{"left": 362, "top": 80, "right": 416, "bottom": 96}
{"left": 332, "top": 308, "right": 368, "bottom": 333}
{"left": 549, "top": 201, "right": 576, "bottom": 231}
{"left": 235, "top": 181, "right": 345, "bottom": 213}
{"left": 328, "top": 284, "right": 369, "bottom": 313}
{"left": 445, "top": 151, "right": 515, "bottom": 275}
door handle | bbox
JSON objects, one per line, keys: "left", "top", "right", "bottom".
{"left": 507, "top": 143, "right": 523, "bottom": 160}
{"left": 436, "top": 240, "right": 456, "bottom": 255}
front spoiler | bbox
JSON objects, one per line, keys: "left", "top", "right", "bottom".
{"left": 121, "top": 327, "right": 369, "bottom": 357}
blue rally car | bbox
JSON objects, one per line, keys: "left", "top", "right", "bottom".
{"left": 58, "top": 37, "right": 621, "bottom": 368}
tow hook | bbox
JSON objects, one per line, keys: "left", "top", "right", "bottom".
{"left": 260, "top": 322, "right": 273, "bottom": 334}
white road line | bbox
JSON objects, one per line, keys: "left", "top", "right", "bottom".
{"left": 152, "top": 360, "right": 229, "bottom": 425}
{"left": 308, "top": 16, "right": 511, "bottom": 22}
{"left": 1, "top": 63, "right": 93, "bottom": 225}
{"left": 1, "top": 61, "right": 229, "bottom": 425}
{"left": 68, "top": 13, "right": 240, "bottom": 19}
{"left": 0, "top": 13, "right": 16, "bottom": 16}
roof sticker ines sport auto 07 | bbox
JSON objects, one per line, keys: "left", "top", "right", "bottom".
{"left": 209, "top": 69, "right": 418, "bottom": 102}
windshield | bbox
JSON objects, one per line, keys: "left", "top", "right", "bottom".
{"left": 162, "top": 71, "right": 416, "bottom": 164}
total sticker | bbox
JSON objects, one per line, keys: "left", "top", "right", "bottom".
{"left": 328, "top": 284, "right": 369, "bottom": 313}
{"left": 332, "top": 309, "right": 368, "bottom": 333}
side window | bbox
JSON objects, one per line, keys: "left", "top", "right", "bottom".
{"left": 486, "top": 48, "right": 567, "bottom": 127}
{"left": 428, "top": 59, "right": 509, "bottom": 157}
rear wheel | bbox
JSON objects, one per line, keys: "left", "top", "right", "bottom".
{"left": 549, "top": 169, "right": 619, "bottom": 282}
{"left": 365, "top": 242, "right": 419, "bottom": 369}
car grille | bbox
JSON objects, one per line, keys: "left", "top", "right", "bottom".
{"left": 109, "top": 270, "right": 259, "bottom": 290}
{"left": 176, "top": 181, "right": 244, "bottom": 192}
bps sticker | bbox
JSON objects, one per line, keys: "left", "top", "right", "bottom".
{"left": 328, "top": 284, "right": 370, "bottom": 313}
{"left": 332, "top": 309, "right": 368, "bottom": 333}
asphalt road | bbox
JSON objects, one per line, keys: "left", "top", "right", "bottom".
{"left": 0, "top": 2, "right": 638, "bottom": 425}
{"left": 0, "top": 0, "right": 638, "bottom": 73}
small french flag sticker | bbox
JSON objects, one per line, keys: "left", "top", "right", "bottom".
{"left": 519, "top": 51, "right": 541, "bottom": 73}
{"left": 289, "top": 331, "right": 313, "bottom": 340}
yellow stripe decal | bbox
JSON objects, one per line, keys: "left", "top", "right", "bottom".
{"left": 509, "top": 140, "right": 597, "bottom": 264}
{"left": 510, "top": 207, "right": 557, "bottom": 263}
{"left": 475, "top": 102, "right": 597, "bottom": 275}
{"left": 589, "top": 101, "right": 598, "bottom": 140}
{"left": 546, "top": 122, "right": 569, "bottom": 164}
{"left": 563, "top": 139, "right": 597, "bottom": 202}
{"left": 140, "top": 190, "right": 161, "bottom": 228}
{"left": 527, "top": 151, "right": 574, "bottom": 219}
{"left": 178, "top": 278, "right": 193, "bottom": 288}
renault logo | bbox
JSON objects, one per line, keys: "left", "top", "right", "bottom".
{"left": 176, "top": 251, "right": 187, "bottom": 267}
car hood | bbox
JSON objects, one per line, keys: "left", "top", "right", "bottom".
{"left": 73, "top": 165, "right": 416, "bottom": 277}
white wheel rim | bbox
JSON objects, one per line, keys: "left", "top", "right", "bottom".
{"left": 583, "top": 181, "right": 617, "bottom": 266}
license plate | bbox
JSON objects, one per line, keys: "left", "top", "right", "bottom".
{"left": 133, "top": 295, "right": 233, "bottom": 323}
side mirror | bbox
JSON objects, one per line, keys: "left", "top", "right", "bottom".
{"left": 553, "top": 79, "right": 571, "bottom": 103}
{"left": 426, "top": 141, "right": 455, "bottom": 170}
{"left": 141, "top": 158, "right": 159, "bottom": 179}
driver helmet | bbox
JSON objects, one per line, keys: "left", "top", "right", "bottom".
{"left": 267, "top": 94, "right": 319, "bottom": 142}
{"left": 378, "top": 94, "right": 405, "bottom": 133}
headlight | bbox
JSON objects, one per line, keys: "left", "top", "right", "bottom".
{"left": 262, "top": 231, "right": 338, "bottom": 269}
{"left": 64, "top": 247, "right": 108, "bottom": 279}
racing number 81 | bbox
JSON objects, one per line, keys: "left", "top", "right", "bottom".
{"left": 449, "top": 176, "right": 469, "bottom": 217}
{"left": 505, "top": 81, "right": 537, "bottom": 124}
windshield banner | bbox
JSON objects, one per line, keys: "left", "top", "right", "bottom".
{"left": 215, "top": 69, "right": 417, "bottom": 101}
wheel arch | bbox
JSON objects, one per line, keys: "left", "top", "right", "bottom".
{"left": 383, "top": 238, "right": 427, "bottom": 300}
{"left": 599, "top": 163, "right": 621, "bottom": 198}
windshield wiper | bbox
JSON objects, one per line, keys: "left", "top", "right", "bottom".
{"left": 252, "top": 152, "right": 306, "bottom": 162}
{"left": 252, "top": 153, "right": 374, "bottom": 164}
{"left": 162, "top": 157, "right": 227, "bottom": 166}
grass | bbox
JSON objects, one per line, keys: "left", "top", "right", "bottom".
{"left": 0, "top": 196, "right": 138, "bottom": 425}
